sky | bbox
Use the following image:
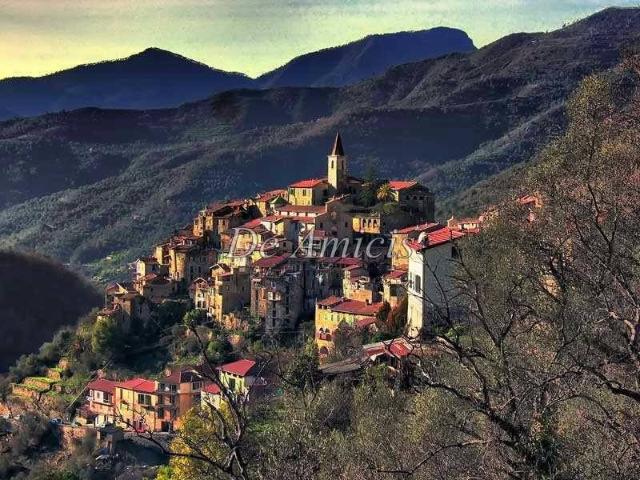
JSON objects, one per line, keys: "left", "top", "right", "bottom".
{"left": 0, "top": 1, "right": 636, "bottom": 79}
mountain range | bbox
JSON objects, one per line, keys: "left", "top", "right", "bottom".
{"left": 0, "top": 27, "right": 475, "bottom": 121}
{"left": 0, "top": 7, "right": 638, "bottom": 282}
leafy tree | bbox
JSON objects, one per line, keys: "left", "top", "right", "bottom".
{"left": 90, "top": 315, "right": 122, "bottom": 359}
{"left": 376, "top": 182, "right": 394, "bottom": 202}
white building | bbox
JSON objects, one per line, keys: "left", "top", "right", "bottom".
{"left": 406, "top": 226, "right": 467, "bottom": 337}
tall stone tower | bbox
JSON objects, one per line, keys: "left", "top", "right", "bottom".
{"left": 327, "top": 132, "right": 347, "bottom": 193}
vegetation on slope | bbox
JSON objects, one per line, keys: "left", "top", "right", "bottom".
{"left": 0, "top": 251, "right": 102, "bottom": 372}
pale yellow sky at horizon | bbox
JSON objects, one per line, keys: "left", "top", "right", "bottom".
{"left": 0, "top": 0, "right": 635, "bottom": 80}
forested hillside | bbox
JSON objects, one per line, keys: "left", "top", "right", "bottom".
{"left": 0, "top": 251, "right": 101, "bottom": 371}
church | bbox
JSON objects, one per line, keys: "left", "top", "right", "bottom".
{"left": 286, "top": 133, "right": 435, "bottom": 234}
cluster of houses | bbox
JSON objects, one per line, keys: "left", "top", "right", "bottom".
{"left": 97, "top": 133, "right": 488, "bottom": 358}
{"left": 79, "top": 359, "right": 265, "bottom": 433}
{"left": 75, "top": 133, "right": 541, "bottom": 434}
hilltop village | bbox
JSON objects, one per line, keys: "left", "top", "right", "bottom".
{"left": 101, "top": 133, "right": 476, "bottom": 356}
{"left": 7, "top": 133, "right": 533, "bottom": 436}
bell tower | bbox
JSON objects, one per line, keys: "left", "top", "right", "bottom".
{"left": 328, "top": 132, "right": 347, "bottom": 193}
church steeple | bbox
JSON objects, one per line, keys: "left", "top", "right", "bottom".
{"left": 330, "top": 132, "right": 345, "bottom": 156}
{"left": 328, "top": 132, "right": 347, "bottom": 193}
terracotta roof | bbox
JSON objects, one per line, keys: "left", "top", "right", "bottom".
{"left": 333, "top": 300, "right": 383, "bottom": 316}
{"left": 330, "top": 132, "right": 345, "bottom": 156}
{"left": 253, "top": 254, "right": 289, "bottom": 269}
{"left": 203, "top": 383, "right": 221, "bottom": 395}
{"left": 239, "top": 218, "right": 264, "bottom": 230}
{"left": 219, "top": 359, "right": 257, "bottom": 377}
{"left": 384, "top": 269, "right": 408, "bottom": 280}
{"left": 88, "top": 379, "right": 119, "bottom": 395}
{"left": 395, "top": 222, "right": 442, "bottom": 234}
{"left": 406, "top": 226, "right": 467, "bottom": 251}
{"left": 317, "top": 295, "right": 344, "bottom": 307}
{"left": 356, "top": 317, "right": 377, "bottom": 329}
{"left": 363, "top": 338, "right": 414, "bottom": 360}
{"left": 117, "top": 378, "right": 156, "bottom": 394}
{"left": 290, "top": 216, "right": 316, "bottom": 224}
{"left": 388, "top": 180, "right": 418, "bottom": 191}
{"left": 344, "top": 264, "right": 364, "bottom": 272}
{"left": 290, "top": 178, "right": 327, "bottom": 188}
{"left": 256, "top": 189, "right": 287, "bottom": 201}
{"left": 318, "top": 296, "right": 383, "bottom": 316}
{"left": 336, "top": 257, "right": 362, "bottom": 267}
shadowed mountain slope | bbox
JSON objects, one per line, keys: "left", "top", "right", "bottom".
{"left": 0, "top": 250, "right": 101, "bottom": 371}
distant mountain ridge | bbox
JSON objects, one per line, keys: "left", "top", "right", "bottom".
{"left": 0, "top": 7, "right": 638, "bottom": 283}
{"left": 256, "top": 27, "right": 475, "bottom": 88}
{"left": 0, "top": 28, "right": 475, "bottom": 120}
{"left": 0, "top": 48, "right": 254, "bottom": 119}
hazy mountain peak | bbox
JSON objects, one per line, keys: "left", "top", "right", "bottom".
{"left": 257, "top": 26, "right": 476, "bottom": 88}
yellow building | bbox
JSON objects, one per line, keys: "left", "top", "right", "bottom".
{"left": 287, "top": 178, "right": 330, "bottom": 206}
{"left": 201, "top": 359, "right": 265, "bottom": 409}
{"left": 251, "top": 190, "right": 287, "bottom": 216}
{"left": 315, "top": 296, "right": 384, "bottom": 358}
{"left": 206, "top": 264, "right": 251, "bottom": 324}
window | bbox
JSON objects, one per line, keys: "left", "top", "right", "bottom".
{"left": 158, "top": 407, "right": 165, "bottom": 418}
{"left": 137, "top": 394, "right": 152, "bottom": 406}
{"left": 415, "top": 274, "right": 422, "bottom": 294}
{"left": 228, "top": 377, "right": 236, "bottom": 391}
{"left": 192, "top": 381, "right": 203, "bottom": 390}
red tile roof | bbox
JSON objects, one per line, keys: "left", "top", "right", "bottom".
{"left": 290, "top": 178, "right": 327, "bottom": 188}
{"left": 356, "top": 317, "right": 377, "bottom": 329}
{"left": 395, "top": 222, "right": 442, "bottom": 234}
{"left": 335, "top": 257, "right": 363, "bottom": 267}
{"left": 219, "top": 359, "right": 257, "bottom": 377}
{"left": 117, "top": 378, "right": 156, "bottom": 394}
{"left": 363, "top": 338, "right": 414, "bottom": 360}
{"left": 388, "top": 180, "right": 418, "bottom": 191}
{"left": 253, "top": 254, "right": 289, "bottom": 269}
{"left": 88, "top": 379, "right": 119, "bottom": 395}
{"left": 203, "top": 383, "right": 221, "bottom": 395}
{"left": 239, "top": 218, "right": 264, "bottom": 230}
{"left": 384, "top": 269, "right": 408, "bottom": 280}
{"left": 407, "top": 226, "right": 467, "bottom": 251}
{"left": 318, "top": 296, "right": 383, "bottom": 316}
{"left": 317, "top": 295, "right": 344, "bottom": 307}
{"left": 256, "top": 189, "right": 287, "bottom": 201}
{"left": 289, "top": 216, "right": 316, "bottom": 223}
